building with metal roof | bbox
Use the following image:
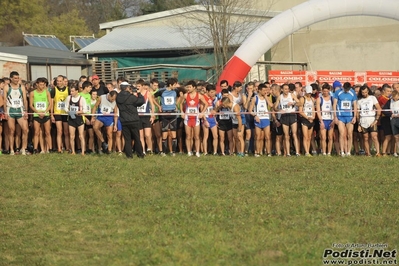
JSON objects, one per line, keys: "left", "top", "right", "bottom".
{"left": 79, "top": 0, "right": 399, "bottom": 83}
{"left": 78, "top": 4, "right": 277, "bottom": 82}
{"left": 0, "top": 46, "right": 91, "bottom": 81}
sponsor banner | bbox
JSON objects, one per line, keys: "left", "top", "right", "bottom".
{"left": 268, "top": 70, "right": 306, "bottom": 85}
{"left": 316, "top": 71, "right": 355, "bottom": 84}
{"left": 268, "top": 70, "right": 399, "bottom": 87}
{"left": 366, "top": 71, "right": 399, "bottom": 87}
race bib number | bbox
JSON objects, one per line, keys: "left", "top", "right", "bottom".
{"left": 85, "top": 105, "right": 91, "bottom": 113}
{"left": 341, "top": 100, "right": 351, "bottom": 110}
{"left": 164, "top": 96, "right": 175, "bottom": 105}
{"left": 35, "top": 102, "right": 46, "bottom": 111}
{"left": 70, "top": 106, "right": 79, "bottom": 112}
{"left": 257, "top": 105, "right": 269, "bottom": 118}
{"left": 57, "top": 101, "right": 65, "bottom": 111}
{"left": 220, "top": 113, "right": 229, "bottom": 120}
{"left": 12, "top": 99, "right": 22, "bottom": 108}
{"left": 137, "top": 104, "right": 146, "bottom": 113}
{"left": 361, "top": 103, "right": 370, "bottom": 116}
{"left": 393, "top": 108, "right": 399, "bottom": 115}
{"left": 187, "top": 107, "right": 197, "bottom": 116}
{"left": 305, "top": 106, "right": 313, "bottom": 118}
{"left": 101, "top": 106, "right": 110, "bottom": 114}
{"left": 322, "top": 103, "right": 332, "bottom": 119}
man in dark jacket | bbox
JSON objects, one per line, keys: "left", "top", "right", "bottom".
{"left": 116, "top": 82, "right": 145, "bottom": 158}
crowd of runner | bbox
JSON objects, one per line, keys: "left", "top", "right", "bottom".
{"left": 1, "top": 70, "right": 398, "bottom": 157}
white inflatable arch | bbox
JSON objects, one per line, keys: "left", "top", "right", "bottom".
{"left": 217, "top": 0, "right": 399, "bottom": 91}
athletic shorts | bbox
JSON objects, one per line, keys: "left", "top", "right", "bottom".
{"left": 391, "top": 118, "right": 399, "bottom": 136}
{"left": 280, "top": 113, "right": 297, "bottom": 126}
{"left": 322, "top": 120, "right": 333, "bottom": 130}
{"left": 85, "top": 124, "right": 93, "bottom": 130}
{"left": 255, "top": 119, "right": 270, "bottom": 129}
{"left": 337, "top": 116, "right": 353, "bottom": 124}
{"left": 301, "top": 117, "right": 315, "bottom": 129}
{"left": 245, "top": 114, "right": 255, "bottom": 129}
{"left": 272, "top": 121, "right": 283, "bottom": 136}
{"left": 218, "top": 120, "right": 232, "bottom": 132}
{"left": 139, "top": 116, "right": 152, "bottom": 129}
{"left": 361, "top": 124, "right": 378, "bottom": 134}
{"left": 353, "top": 122, "right": 360, "bottom": 133}
{"left": 184, "top": 117, "right": 200, "bottom": 128}
{"left": 381, "top": 117, "right": 393, "bottom": 136}
{"left": 68, "top": 116, "right": 84, "bottom": 128}
{"left": 8, "top": 107, "right": 23, "bottom": 120}
{"left": 206, "top": 117, "right": 217, "bottom": 129}
{"left": 97, "top": 116, "right": 114, "bottom": 127}
{"left": 53, "top": 114, "right": 68, "bottom": 123}
{"left": 33, "top": 116, "right": 50, "bottom": 124}
{"left": 161, "top": 112, "right": 177, "bottom": 132}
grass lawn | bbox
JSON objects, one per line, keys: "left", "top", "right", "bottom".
{"left": 1, "top": 154, "right": 398, "bottom": 265}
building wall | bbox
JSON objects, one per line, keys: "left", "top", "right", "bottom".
{"left": 0, "top": 60, "right": 27, "bottom": 80}
{"left": 246, "top": 0, "right": 399, "bottom": 81}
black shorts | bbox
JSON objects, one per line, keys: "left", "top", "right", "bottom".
{"left": 139, "top": 116, "right": 152, "bottom": 129}
{"left": 54, "top": 114, "right": 68, "bottom": 123}
{"left": 33, "top": 116, "right": 50, "bottom": 124}
{"left": 245, "top": 114, "right": 255, "bottom": 129}
{"left": 275, "top": 125, "right": 283, "bottom": 136}
{"left": 68, "top": 116, "right": 84, "bottom": 128}
{"left": 218, "top": 120, "right": 232, "bottom": 131}
{"left": 381, "top": 117, "right": 392, "bottom": 136}
{"left": 85, "top": 124, "right": 93, "bottom": 130}
{"left": 161, "top": 114, "right": 177, "bottom": 132}
{"left": 300, "top": 117, "right": 314, "bottom": 129}
{"left": 361, "top": 124, "right": 378, "bottom": 134}
{"left": 280, "top": 113, "right": 297, "bottom": 126}
{"left": 353, "top": 122, "right": 360, "bottom": 133}
{"left": 176, "top": 117, "right": 183, "bottom": 129}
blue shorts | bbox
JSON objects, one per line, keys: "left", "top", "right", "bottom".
{"left": 241, "top": 114, "right": 246, "bottom": 125}
{"left": 97, "top": 116, "right": 114, "bottom": 127}
{"left": 337, "top": 116, "right": 353, "bottom": 124}
{"left": 255, "top": 119, "right": 270, "bottom": 129}
{"left": 206, "top": 117, "right": 217, "bottom": 128}
{"left": 117, "top": 118, "right": 122, "bottom": 131}
{"left": 245, "top": 114, "right": 255, "bottom": 129}
{"left": 323, "top": 120, "right": 333, "bottom": 130}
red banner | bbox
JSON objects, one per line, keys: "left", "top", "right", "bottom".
{"left": 366, "top": 71, "right": 399, "bottom": 87}
{"left": 268, "top": 70, "right": 306, "bottom": 85}
{"left": 268, "top": 70, "right": 399, "bottom": 88}
{"left": 316, "top": 71, "right": 355, "bottom": 84}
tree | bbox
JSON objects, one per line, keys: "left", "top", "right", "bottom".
{"left": 171, "top": 0, "right": 276, "bottom": 82}
{"left": 0, "top": 0, "right": 91, "bottom": 46}
{"left": 140, "top": 0, "right": 196, "bottom": 15}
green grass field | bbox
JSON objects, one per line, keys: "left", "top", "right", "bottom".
{"left": 1, "top": 154, "right": 398, "bottom": 265}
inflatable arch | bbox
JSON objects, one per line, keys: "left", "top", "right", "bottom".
{"left": 217, "top": 0, "right": 399, "bottom": 91}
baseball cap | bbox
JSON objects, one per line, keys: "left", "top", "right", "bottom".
{"left": 91, "top": 75, "right": 99, "bottom": 80}
{"left": 305, "top": 85, "right": 312, "bottom": 94}
{"left": 333, "top": 80, "right": 342, "bottom": 89}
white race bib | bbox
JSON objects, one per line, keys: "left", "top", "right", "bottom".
{"left": 187, "top": 107, "right": 197, "bottom": 116}
{"left": 35, "top": 102, "right": 46, "bottom": 111}
{"left": 322, "top": 104, "right": 332, "bottom": 120}
{"left": 57, "top": 101, "right": 65, "bottom": 111}
{"left": 164, "top": 96, "right": 174, "bottom": 105}
{"left": 70, "top": 105, "right": 79, "bottom": 112}
{"left": 101, "top": 106, "right": 110, "bottom": 114}
{"left": 341, "top": 100, "right": 351, "bottom": 110}
{"left": 220, "top": 113, "right": 229, "bottom": 120}
{"left": 11, "top": 99, "right": 22, "bottom": 108}
{"left": 137, "top": 104, "right": 146, "bottom": 113}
